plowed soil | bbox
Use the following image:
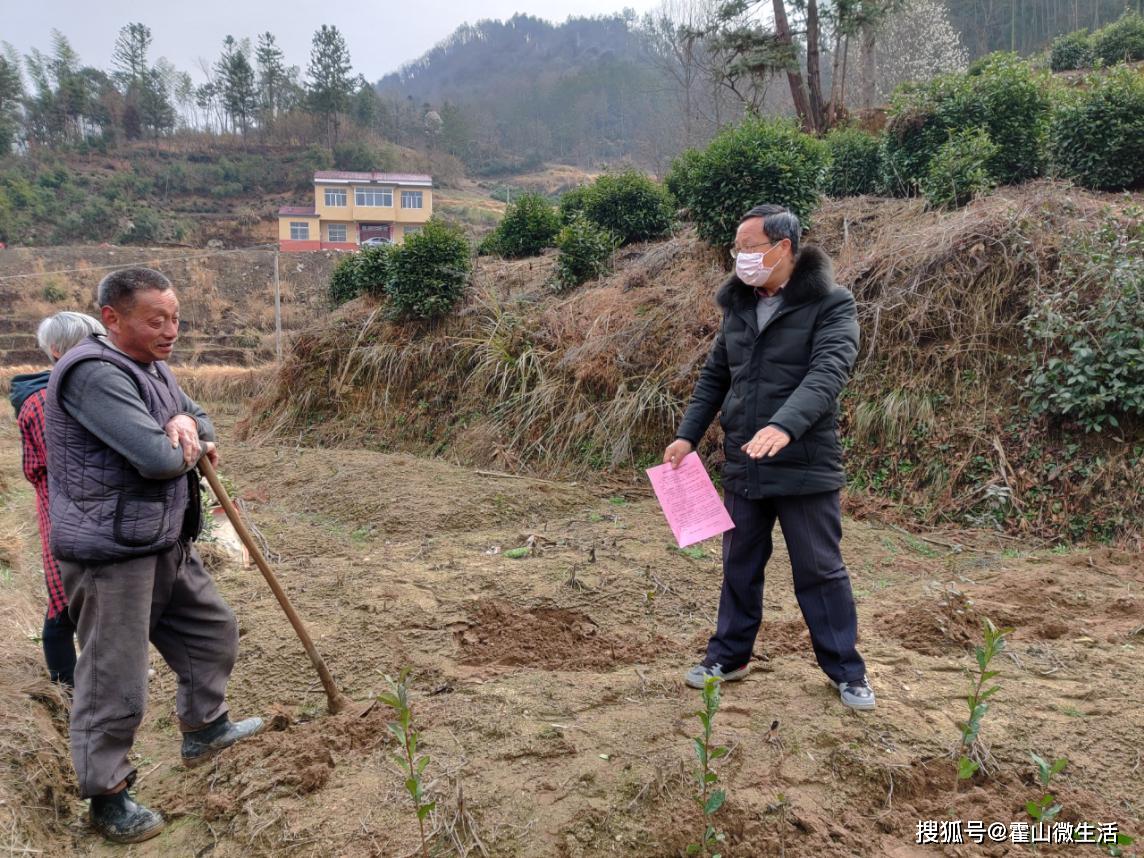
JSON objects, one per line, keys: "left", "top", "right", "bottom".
{"left": 1, "top": 403, "right": 1141, "bottom": 857}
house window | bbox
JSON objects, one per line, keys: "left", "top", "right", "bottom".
{"left": 324, "top": 188, "right": 347, "bottom": 206}
{"left": 355, "top": 188, "right": 393, "bottom": 207}
{"left": 327, "top": 223, "right": 347, "bottom": 242}
{"left": 401, "top": 191, "right": 424, "bottom": 209}
{"left": 290, "top": 222, "right": 309, "bottom": 240}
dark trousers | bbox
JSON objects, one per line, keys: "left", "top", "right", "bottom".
{"left": 42, "top": 610, "right": 78, "bottom": 688}
{"left": 60, "top": 540, "right": 239, "bottom": 797}
{"left": 706, "top": 489, "right": 866, "bottom": 684}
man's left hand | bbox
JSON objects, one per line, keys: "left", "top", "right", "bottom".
{"left": 742, "top": 425, "right": 791, "bottom": 459}
{"left": 164, "top": 414, "right": 201, "bottom": 467}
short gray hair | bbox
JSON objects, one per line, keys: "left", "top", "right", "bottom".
{"left": 37, "top": 311, "right": 106, "bottom": 361}
{"left": 97, "top": 267, "right": 173, "bottom": 311}
{"left": 740, "top": 204, "right": 802, "bottom": 254}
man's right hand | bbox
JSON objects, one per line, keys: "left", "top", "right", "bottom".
{"left": 164, "top": 414, "right": 201, "bottom": 468}
{"left": 663, "top": 439, "right": 694, "bottom": 469}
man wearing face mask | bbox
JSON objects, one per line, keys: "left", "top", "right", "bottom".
{"left": 662, "top": 204, "right": 874, "bottom": 710}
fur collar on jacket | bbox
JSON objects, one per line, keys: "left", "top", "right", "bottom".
{"left": 716, "top": 244, "right": 835, "bottom": 312}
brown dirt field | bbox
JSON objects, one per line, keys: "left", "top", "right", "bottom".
{"left": 1, "top": 400, "right": 1141, "bottom": 857}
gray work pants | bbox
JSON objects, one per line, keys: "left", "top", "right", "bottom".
{"left": 60, "top": 540, "right": 239, "bottom": 797}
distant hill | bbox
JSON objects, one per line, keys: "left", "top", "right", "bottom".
{"left": 377, "top": 14, "right": 677, "bottom": 174}
{"left": 381, "top": 14, "right": 639, "bottom": 96}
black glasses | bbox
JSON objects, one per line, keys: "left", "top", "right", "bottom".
{"left": 730, "top": 241, "right": 775, "bottom": 260}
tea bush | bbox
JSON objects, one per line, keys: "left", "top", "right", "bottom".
{"left": 1049, "top": 65, "right": 1144, "bottom": 191}
{"left": 481, "top": 192, "right": 560, "bottom": 258}
{"left": 883, "top": 55, "right": 1050, "bottom": 195}
{"left": 823, "top": 127, "right": 883, "bottom": 197}
{"left": 1023, "top": 208, "right": 1144, "bottom": 432}
{"left": 921, "top": 128, "right": 999, "bottom": 209}
{"left": 1091, "top": 10, "right": 1144, "bottom": 66}
{"left": 553, "top": 213, "right": 617, "bottom": 292}
{"left": 672, "top": 117, "right": 828, "bottom": 246}
{"left": 1050, "top": 30, "right": 1094, "bottom": 71}
{"left": 580, "top": 170, "right": 674, "bottom": 245}
{"left": 388, "top": 218, "right": 472, "bottom": 320}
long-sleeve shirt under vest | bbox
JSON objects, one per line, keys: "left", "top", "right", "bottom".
{"left": 58, "top": 358, "right": 216, "bottom": 481}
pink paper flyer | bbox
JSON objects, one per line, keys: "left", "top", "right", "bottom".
{"left": 645, "top": 452, "right": 735, "bottom": 548}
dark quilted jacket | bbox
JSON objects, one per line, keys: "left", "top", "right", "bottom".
{"left": 675, "top": 245, "right": 859, "bottom": 499}
{"left": 46, "top": 336, "right": 194, "bottom": 562}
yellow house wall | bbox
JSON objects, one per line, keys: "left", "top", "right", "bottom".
{"left": 278, "top": 216, "right": 319, "bottom": 241}
{"left": 312, "top": 183, "right": 433, "bottom": 228}
{"left": 322, "top": 221, "right": 359, "bottom": 243}
{"left": 393, "top": 189, "right": 433, "bottom": 223}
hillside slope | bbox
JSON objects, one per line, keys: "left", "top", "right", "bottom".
{"left": 244, "top": 182, "right": 1144, "bottom": 545}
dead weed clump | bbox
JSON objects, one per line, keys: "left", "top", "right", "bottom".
{"left": 241, "top": 231, "right": 723, "bottom": 474}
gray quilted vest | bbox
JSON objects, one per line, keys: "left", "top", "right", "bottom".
{"left": 46, "top": 335, "right": 192, "bottom": 562}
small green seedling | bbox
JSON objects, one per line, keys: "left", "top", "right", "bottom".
{"left": 1105, "top": 832, "right": 1135, "bottom": 856}
{"left": 503, "top": 547, "right": 530, "bottom": 559}
{"left": 1026, "top": 753, "right": 1068, "bottom": 823}
{"left": 687, "top": 676, "right": 728, "bottom": 857}
{"left": 675, "top": 546, "right": 707, "bottom": 560}
{"left": 955, "top": 618, "right": 1012, "bottom": 789}
{"left": 380, "top": 669, "right": 435, "bottom": 858}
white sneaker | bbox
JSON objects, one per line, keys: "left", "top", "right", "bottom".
{"left": 684, "top": 661, "right": 750, "bottom": 689}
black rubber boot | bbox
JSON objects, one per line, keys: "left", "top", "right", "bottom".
{"left": 181, "top": 714, "right": 264, "bottom": 768}
{"left": 89, "top": 788, "right": 165, "bottom": 844}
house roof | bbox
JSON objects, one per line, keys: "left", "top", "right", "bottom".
{"left": 278, "top": 206, "right": 318, "bottom": 216}
{"left": 313, "top": 170, "right": 434, "bottom": 187}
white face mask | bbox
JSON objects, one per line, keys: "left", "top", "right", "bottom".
{"left": 735, "top": 247, "right": 779, "bottom": 287}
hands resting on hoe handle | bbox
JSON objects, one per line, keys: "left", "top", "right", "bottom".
{"left": 163, "top": 414, "right": 218, "bottom": 469}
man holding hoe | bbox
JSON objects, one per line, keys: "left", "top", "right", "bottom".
{"left": 663, "top": 204, "right": 875, "bottom": 711}
{"left": 46, "top": 267, "right": 263, "bottom": 842}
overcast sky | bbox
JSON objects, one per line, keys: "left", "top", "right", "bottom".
{"left": 5, "top": 0, "right": 659, "bottom": 84}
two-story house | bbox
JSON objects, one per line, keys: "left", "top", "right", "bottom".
{"left": 277, "top": 170, "right": 434, "bottom": 251}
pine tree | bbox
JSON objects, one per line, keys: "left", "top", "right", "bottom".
{"left": 255, "top": 31, "right": 287, "bottom": 125}
{"left": 111, "top": 23, "right": 151, "bottom": 86}
{"left": 307, "top": 25, "right": 354, "bottom": 150}
{"left": 213, "top": 36, "right": 257, "bottom": 136}
{"left": 138, "top": 68, "right": 175, "bottom": 141}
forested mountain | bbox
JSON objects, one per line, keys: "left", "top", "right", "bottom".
{"left": 377, "top": 15, "right": 679, "bottom": 173}
{"left": 373, "top": 1, "right": 1140, "bottom": 174}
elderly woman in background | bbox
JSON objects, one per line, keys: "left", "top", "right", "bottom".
{"left": 9, "top": 311, "right": 107, "bottom": 688}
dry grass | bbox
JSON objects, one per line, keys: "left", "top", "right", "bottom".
{"left": 242, "top": 231, "right": 722, "bottom": 473}
{"left": 176, "top": 365, "right": 277, "bottom": 403}
{"left": 2, "top": 364, "right": 274, "bottom": 404}
{"left": 242, "top": 184, "right": 1144, "bottom": 543}
{"left": 816, "top": 181, "right": 1122, "bottom": 396}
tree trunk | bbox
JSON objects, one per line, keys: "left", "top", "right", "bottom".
{"left": 839, "top": 34, "right": 851, "bottom": 123}
{"left": 772, "top": 0, "right": 815, "bottom": 132}
{"left": 860, "top": 21, "right": 876, "bottom": 111}
{"left": 806, "top": 0, "right": 827, "bottom": 131}
{"left": 827, "top": 30, "right": 844, "bottom": 127}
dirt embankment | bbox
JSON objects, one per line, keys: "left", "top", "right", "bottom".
{"left": 0, "top": 245, "right": 339, "bottom": 367}
{"left": 242, "top": 182, "right": 1144, "bottom": 546}
{"left": 1, "top": 401, "right": 1141, "bottom": 856}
